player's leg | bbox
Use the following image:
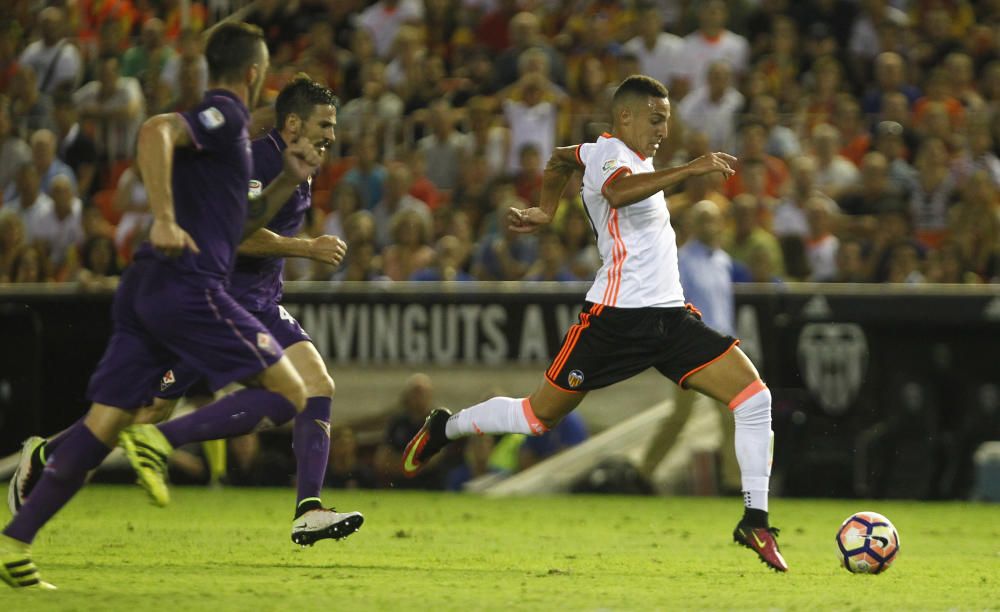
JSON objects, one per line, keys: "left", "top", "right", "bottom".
{"left": 280, "top": 340, "right": 363, "bottom": 544}
{"left": 682, "top": 346, "right": 788, "bottom": 571}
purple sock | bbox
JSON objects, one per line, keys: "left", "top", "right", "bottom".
{"left": 158, "top": 388, "right": 297, "bottom": 447}
{"left": 4, "top": 423, "right": 111, "bottom": 544}
{"left": 43, "top": 417, "right": 85, "bottom": 460}
{"left": 293, "top": 397, "right": 332, "bottom": 515}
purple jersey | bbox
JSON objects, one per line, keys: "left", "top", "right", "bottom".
{"left": 134, "top": 89, "right": 252, "bottom": 286}
{"left": 229, "top": 129, "right": 311, "bottom": 310}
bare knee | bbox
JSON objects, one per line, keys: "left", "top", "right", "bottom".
{"left": 304, "top": 372, "right": 335, "bottom": 399}
{"left": 259, "top": 360, "right": 308, "bottom": 412}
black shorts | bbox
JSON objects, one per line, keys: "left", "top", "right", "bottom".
{"left": 545, "top": 302, "right": 739, "bottom": 393}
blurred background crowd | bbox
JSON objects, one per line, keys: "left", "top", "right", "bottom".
{"left": 1, "top": 0, "right": 999, "bottom": 288}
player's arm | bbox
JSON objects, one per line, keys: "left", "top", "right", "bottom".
{"left": 239, "top": 229, "right": 347, "bottom": 266}
{"left": 602, "top": 152, "right": 738, "bottom": 209}
{"left": 508, "top": 145, "right": 584, "bottom": 233}
{"left": 242, "top": 139, "right": 323, "bottom": 239}
{"left": 137, "top": 113, "right": 200, "bottom": 255}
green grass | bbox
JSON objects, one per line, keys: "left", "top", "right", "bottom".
{"left": 1, "top": 486, "right": 998, "bottom": 611}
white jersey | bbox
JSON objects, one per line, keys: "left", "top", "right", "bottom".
{"left": 577, "top": 134, "right": 686, "bottom": 309}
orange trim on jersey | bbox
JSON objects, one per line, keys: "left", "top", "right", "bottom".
{"left": 601, "top": 166, "right": 632, "bottom": 198}
{"left": 728, "top": 379, "right": 768, "bottom": 411}
{"left": 546, "top": 305, "right": 601, "bottom": 381}
{"left": 678, "top": 339, "right": 740, "bottom": 388}
{"left": 601, "top": 210, "right": 627, "bottom": 306}
{"left": 574, "top": 144, "right": 584, "bottom": 167}
{"left": 601, "top": 132, "right": 647, "bottom": 161}
{"left": 521, "top": 397, "right": 550, "bottom": 435}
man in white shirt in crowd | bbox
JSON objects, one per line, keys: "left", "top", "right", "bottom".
{"left": 623, "top": 6, "right": 683, "bottom": 92}
{"left": 3, "top": 163, "right": 54, "bottom": 242}
{"left": 678, "top": 0, "right": 749, "bottom": 98}
{"left": 30, "top": 129, "right": 76, "bottom": 196}
{"left": 73, "top": 55, "right": 145, "bottom": 160}
{"left": 357, "top": 0, "right": 424, "bottom": 59}
{"left": 809, "top": 123, "right": 860, "bottom": 200}
{"left": 33, "top": 174, "right": 84, "bottom": 269}
{"left": 18, "top": 7, "right": 82, "bottom": 94}
{"left": 417, "top": 99, "right": 470, "bottom": 192}
{"left": 372, "top": 162, "right": 431, "bottom": 249}
{"left": 678, "top": 61, "right": 744, "bottom": 152}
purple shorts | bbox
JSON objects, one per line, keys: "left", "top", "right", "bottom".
{"left": 86, "top": 259, "right": 284, "bottom": 410}
{"left": 155, "top": 303, "right": 310, "bottom": 400}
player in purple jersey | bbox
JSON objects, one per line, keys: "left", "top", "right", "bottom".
{"left": 0, "top": 23, "right": 325, "bottom": 590}
{"left": 131, "top": 77, "right": 360, "bottom": 545}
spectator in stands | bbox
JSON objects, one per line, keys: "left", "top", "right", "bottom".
{"left": 773, "top": 155, "right": 820, "bottom": 239}
{"left": 160, "top": 29, "right": 208, "bottom": 104}
{"left": 796, "top": 55, "right": 844, "bottom": 132}
{"left": 861, "top": 51, "right": 921, "bottom": 115}
{"left": 466, "top": 96, "right": 510, "bottom": 182}
{"left": 410, "top": 235, "right": 474, "bottom": 281}
{"left": 326, "top": 426, "right": 377, "bottom": 490}
{"left": 74, "top": 54, "right": 145, "bottom": 160}
{"left": 0, "top": 100, "right": 31, "bottom": 194}
{"left": 501, "top": 56, "right": 565, "bottom": 173}
{"left": 494, "top": 11, "right": 566, "bottom": 90}
{"left": 623, "top": 6, "right": 683, "bottom": 93}
{"left": 562, "top": 56, "right": 611, "bottom": 145}
{"left": 417, "top": 98, "right": 470, "bottom": 192}
{"left": 0, "top": 210, "right": 26, "bottom": 281}
{"left": 848, "top": 1, "right": 909, "bottom": 67}
{"left": 809, "top": 123, "right": 860, "bottom": 200}
{"left": 559, "top": 202, "right": 601, "bottom": 281}
{"left": 332, "top": 240, "right": 385, "bottom": 282}
{"left": 832, "top": 238, "right": 869, "bottom": 283}
{"left": 873, "top": 120, "right": 919, "bottom": 194}
{"left": 338, "top": 62, "right": 404, "bottom": 146}
{"left": 29, "top": 129, "right": 75, "bottom": 196}
{"left": 375, "top": 373, "right": 447, "bottom": 488}
{"left": 322, "top": 183, "right": 363, "bottom": 244}
{"left": 52, "top": 92, "right": 98, "bottom": 199}
{"left": 343, "top": 134, "right": 388, "bottom": 211}
{"left": 832, "top": 95, "right": 870, "bottom": 167}
{"left": 113, "top": 164, "right": 151, "bottom": 258}
{"left": 358, "top": 0, "right": 425, "bottom": 59}
{"left": 726, "top": 194, "right": 785, "bottom": 279}
{"left": 948, "top": 170, "right": 1000, "bottom": 282}
{"left": 910, "top": 137, "right": 959, "bottom": 249}
{"left": 8, "top": 65, "right": 55, "bottom": 135}
{"left": 839, "top": 151, "right": 907, "bottom": 217}
{"left": 472, "top": 202, "right": 537, "bottom": 281}
{"left": 372, "top": 162, "right": 431, "bottom": 249}
{"left": 924, "top": 241, "right": 974, "bottom": 284}
{"left": 804, "top": 195, "right": 840, "bottom": 281}
{"left": 18, "top": 7, "right": 82, "bottom": 94}
{"left": 678, "top": 0, "right": 749, "bottom": 98}
{"left": 121, "top": 18, "right": 175, "bottom": 94}
{"left": 34, "top": 174, "right": 83, "bottom": 276}
{"left": 751, "top": 94, "right": 800, "bottom": 160}
{"left": 953, "top": 118, "right": 1000, "bottom": 187}
{"left": 886, "top": 242, "right": 927, "bottom": 283}
{"left": 512, "top": 143, "right": 543, "bottom": 206}
{"left": 678, "top": 60, "right": 744, "bottom": 153}
{"left": 3, "top": 163, "right": 54, "bottom": 242}
{"left": 523, "top": 228, "right": 577, "bottom": 282}
{"left": 944, "top": 52, "right": 984, "bottom": 111}
{"left": 382, "top": 208, "right": 434, "bottom": 281}
{"left": 8, "top": 244, "right": 51, "bottom": 283}
{"left": 725, "top": 121, "right": 789, "bottom": 199}
{"left": 76, "top": 235, "right": 121, "bottom": 290}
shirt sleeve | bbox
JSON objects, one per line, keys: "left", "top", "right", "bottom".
{"left": 178, "top": 98, "right": 246, "bottom": 154}
{"left": 591, "top": 140, "right": 635, "bottom": 198}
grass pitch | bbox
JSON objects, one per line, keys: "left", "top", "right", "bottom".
{"left": 1, "top": 486, "right": 997, "bottom": 611}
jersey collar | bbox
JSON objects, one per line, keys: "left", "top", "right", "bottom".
{"left": 601, "top": 132, "right": 646, "bottom": 161}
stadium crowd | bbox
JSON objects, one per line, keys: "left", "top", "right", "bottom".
{"left": 0, "top": 0, "right": 998, "bottom": 287}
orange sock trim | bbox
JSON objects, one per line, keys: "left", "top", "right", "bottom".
{"left": 521, "top": 398, "right": 549, "bottom": 435}
{"left": 728, "top": 379, "right": 767, "bottom": 411}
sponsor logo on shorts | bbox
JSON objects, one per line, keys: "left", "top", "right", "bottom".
{"left": 568, "top": 370, "right": 585, "bottom": 388}
{"left": 257, "top": 332, "right": 277, "bottom": 356}
{"left": 160, "top": 370, "right": 176, "bottom": 391}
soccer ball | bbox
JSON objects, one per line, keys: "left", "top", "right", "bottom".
{"left": 836, "top": 511, "right": 900, "bottom": 574}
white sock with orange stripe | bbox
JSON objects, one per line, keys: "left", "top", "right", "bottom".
{"left": 730, "top": 380, "right": 773, "bottom": 513}
{"left": 444, "top": 397, "right": 549, "bottom": 440}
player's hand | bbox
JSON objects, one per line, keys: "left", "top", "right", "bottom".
{"left": 282, "top": 137, "right": 324, "bottom": 183}
{"left": 149, "top": 218, "right": 200, "bottom": 257}
{"left": 308, "top": 234, "right": 348, "bottom": 266}
{"left": 507, "top": 207, "right": 552, "bottom": 233}
{"left": 686, "top": 152, "right": 738, "bottom": 178}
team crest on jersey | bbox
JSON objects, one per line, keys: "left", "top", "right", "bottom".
{"left": 257, "top": 332, "right": 277, "bottom": 356}
{"left": 602, "top": 159, "right": 618, "bottom": 173}
{"left": 248, "top": 179, "right": 262, "bottom": 198}
{"left": 568, "top": 370, "right": 585, "bottom": 388}
{"left": 160, "top": 369, "right": 176, "bottom": 391}
{"left": 198, "top": 107, "right": 226, "bottom": 130}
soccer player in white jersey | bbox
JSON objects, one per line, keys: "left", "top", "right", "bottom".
{"left": 402, "top": 75, "right": 788, "bottom": 572}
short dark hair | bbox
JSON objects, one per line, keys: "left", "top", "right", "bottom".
{"left": 205, "top": 22, "right": 265, "bottom": 83}
{"left": 612, "top": 74, "right": 669, "bottom": 107}
{"left": 275, "top": 75, "right": 339, "bottom": 129}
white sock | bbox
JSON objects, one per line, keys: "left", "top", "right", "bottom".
{"left": 445, "top": 396, "right": 549, "bottom": 439}
{"left": 730, "top": 381, "right": 773, "bottom": 513}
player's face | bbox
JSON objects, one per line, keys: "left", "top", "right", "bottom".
{"left": 634, "top": 96, "right": 670, "bottom": 158}
{"left": 301, "top": 104, "right": 337, "bottom": 153}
